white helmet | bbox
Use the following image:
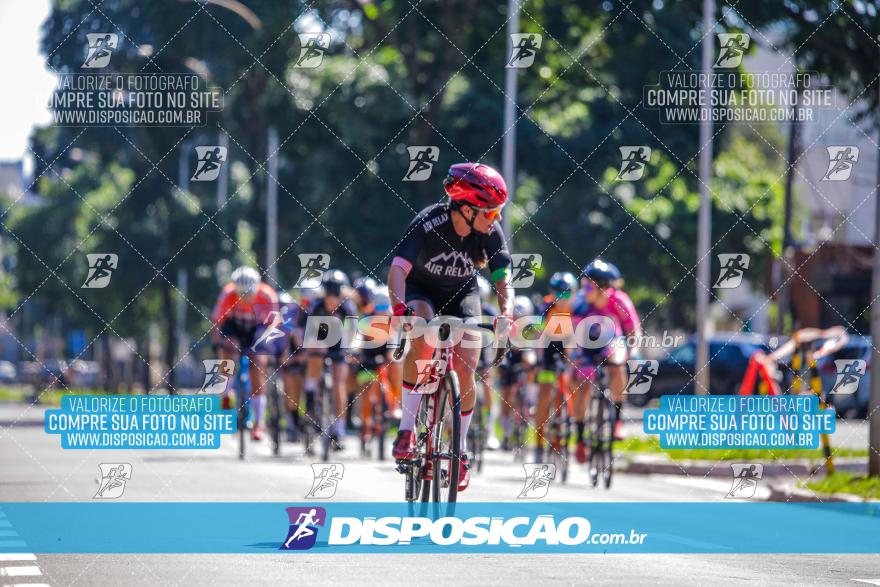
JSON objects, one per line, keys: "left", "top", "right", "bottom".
{"left": 231, "top": 266, "right": 260, "bottom": 297}
{"left": 513, "top": 295, "right": 534, "bottom": 318}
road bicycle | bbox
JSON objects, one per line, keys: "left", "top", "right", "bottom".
{"left": 265, "top": 358, "right": 284, "bottom": 457}
{"left": 509, "top": 363, "right": 534, "bottom": 463}
{"left": 543, "top": 357, "right": 571, "bottom": 483}
{"left": 467, "top": 377, "right": 486, "bottom": 473}
{"left": 303, "top": 356, "right": 337, "bottom": 461}
{"left": 393, "top": 315, "right": 508, "bottom": 504}
{"left": 394, "top": 321, "right": 463, "bottom": 504}
{"left": 583, "top": 358, "right": 614, "bottom": 489}
{"left": 358, "top": 361, "right": 390, "bottom": 461}
{"left": 235, "top": 354, "right": 251, "bottom": 460}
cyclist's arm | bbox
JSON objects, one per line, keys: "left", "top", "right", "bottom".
{"left": 485, "top": 224, "right": 512, "bottom": 316}
{"left": 387, "top": 261, "right": 409, "bottom": 309}
{"left": 389, "top": 212, "right": 427, "bottom": 309}
{"left": 493, "top": 270, "right": 513, "bottom": 317}
{"left": 613, "top": 290, "right": 642, "bottom": 353}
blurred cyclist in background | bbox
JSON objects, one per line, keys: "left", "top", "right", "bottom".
{"left": 476, "top": 275, "right": 501, "bottom": 450}
{"left": 299, "top": 269, "right": 358, "bottom": 451}
{"left": 211, "top": 266, "right": 279, "bottom": 441}
{"left": 574, "top": 260, "right": 641, "bottom": 443}
{"left": 278, "top": 291, "right": 305, "bottom": 442}
{"left": 498, "top": 295, "right": 538, "bottom": 451}
{"left": 533, "top": 271, "right": 576, "bottom": 462}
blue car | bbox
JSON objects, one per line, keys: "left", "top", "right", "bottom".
{"left": 817, "top": 335, "right": 871, "bottom": 419}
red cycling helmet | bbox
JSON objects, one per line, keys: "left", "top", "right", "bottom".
{"left": 443, "top": 163, "right": 508, "bottom": 209}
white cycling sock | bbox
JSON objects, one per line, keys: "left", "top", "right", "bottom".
{"left": 304, "top": 377, "right": 318, "bottom": 393}
{"left": 399, "top": 383, "right": 422, "bottom": 432}
{"left": 460, "top": 408, "right": 474, "bottom": 453}
{"left": 252, "top": 395, "right": 266, "bottom": 426}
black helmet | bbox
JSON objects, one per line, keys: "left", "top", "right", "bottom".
{"left": 548, "top": 272, "right": 576, "bottom": 298}
{"left": 322, "top": 269, "right": 349, "bottom": 296}
{"left": 582, "top": 259, "right": 621, "bottom": 287}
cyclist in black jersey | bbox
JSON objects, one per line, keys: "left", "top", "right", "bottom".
{"left": 388, "top": 162, "right": 514, "bottom": 492}
{"left": 299, "top": 269, "right": 358, "bottom": 449}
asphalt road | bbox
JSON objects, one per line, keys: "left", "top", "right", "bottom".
{"left": 1, "top": 402, "right": 879, "bottom": 586}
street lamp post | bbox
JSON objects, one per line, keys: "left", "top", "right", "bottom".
{"left": 695, "top": 0, "right": 714, "bottom": 396}
{"left": 501, "top": 0, "right": 519, "bottom": 245}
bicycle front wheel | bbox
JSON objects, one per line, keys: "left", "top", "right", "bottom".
{"left": 431, "top": 371, "right": 461, "bottom": 504}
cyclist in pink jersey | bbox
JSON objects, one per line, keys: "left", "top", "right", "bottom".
{"left": 571, "top": 260, "right": 641, "bottom": 456}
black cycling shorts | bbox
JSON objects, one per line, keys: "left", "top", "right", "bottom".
{"left": 217, "top": 320, "right": 257, "bottom": 352}
{"left": 405, "top": 279, "right": 481, "bottom": 319}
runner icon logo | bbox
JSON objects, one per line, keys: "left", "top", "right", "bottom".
{"left": 403, "top": 146, "right": 439, "bottom": 181}
{"left": 713, "top": 253, "right": 750, "bottom": 289}
{"left": 294, "top": 253, "right": 330, "bottom": 288}
{"left": 306, "top": 463, "right": 344, "bottom": 499}
{"left": 726, "top": 463, "right": 763, "bottom": 499}
{"left": 625, "top": 360, "right": 658, "bottom": 395}
{"left": 830, "top": 359, "right": 866, "bottom": 395}
{"left": 714, "top": 33, "right": 749, "bottom": 68}
{"left": 191, "top": 146, "right": 227, "bottom": 182}
{"left": 94, "top": 463, "right": 132, "bottom": 499}
{"left": 616, "top": 146, "right": 652, "bottom": 181}
{"left": 281, "top": 506, "right": 327, "bottom": 550}
{"left": 822, "top": 146, "right": 859, "bottom": 182}
{"left": 413, "top": 360, "right": 447, "bottom": 394}
{"left": 200, "top": 359, "right": 235, "bottom": 394}
{"left": 82, "top": 253, "right": 118, "bottom": 289}
{"left": 507, "top": 33, "right": 542, "bottom": 68}
{"left": 82, "top": 33, "right": 118, "bottom": 69}
{"left": 510, "top": 253, "right": 542, "bottom": 288}
{"left": 294, "top": 33, "right": 330, "bottom": 69}
{"left": 251, "top": 310, "right": 295, "bottom": 355}
{"left": 518, "top": 463, "right": 556, "bottom": 499}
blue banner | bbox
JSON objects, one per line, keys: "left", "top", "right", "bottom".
{"left": 644, "top": 395, "right": 835, "bottom": 449}
{"left": 44, "top": 395, "right": 236, "bottom": 449}
{"left": 0, "top": 502, "right": 878, "bottom": 554}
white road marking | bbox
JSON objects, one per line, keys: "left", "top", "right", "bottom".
{"left": 851, "top": 580, "right": 880, "bottom": 585}
{"left": 2, "top": 584, "right": 51, "bottom": 587}
{"left": 0, "top": 555, "right": 35, "bottom": 562}
{"left": 0, "top": 566, "right": 42, "bottom": 576}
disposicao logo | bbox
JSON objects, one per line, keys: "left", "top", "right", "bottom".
{"left": 327, "top": 514, "right": 593, "bottom": 547}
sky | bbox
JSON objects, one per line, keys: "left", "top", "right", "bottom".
{"left": 0, "top": 0, "right": 55, "bottom": 166}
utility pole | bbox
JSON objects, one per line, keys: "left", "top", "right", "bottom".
{"left": 266, "top": 127, "right": 279, "bottom": 285}
{"left": 869, "top": 79, "right": 880, "bottom": 476}
{"left": 778, "top": 78, "right": 800, "bottom": 335}
{"left": 695, "top": 0, "right": 714, "bottom": 395}
{"left": 501, "top": 0, "right": 520, "bottom": 247}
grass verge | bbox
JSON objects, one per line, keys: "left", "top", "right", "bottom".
{"left": 803, "top": 472, "right": 880, "bottom": 499}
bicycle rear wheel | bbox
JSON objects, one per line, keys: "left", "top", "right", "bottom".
{"left": 320, "top": 384, "right": 331, "bottom": 462}
{"left": 376, "top": 385, "right": 388, "bottom": 461}
{"left": 589, "top": 392, "right": 608, "bottom": 488}
{"left": 602, "top": 397, "right": 615, "bottom": 489}
{"left": 268, "top": 374, "right": 282, "bottom": 456}
{"left": 430, "top": 371, "right": 461, "bottom": 504}
{"left": 237, "top": 358, "right": 250, "bottom": 460}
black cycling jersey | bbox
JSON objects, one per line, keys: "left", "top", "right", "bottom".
{"left": 298, "top": 297, "right": 358, "bottom": 355}
{"left": 395, "top": 203, "right": 511, "bottom": 295}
